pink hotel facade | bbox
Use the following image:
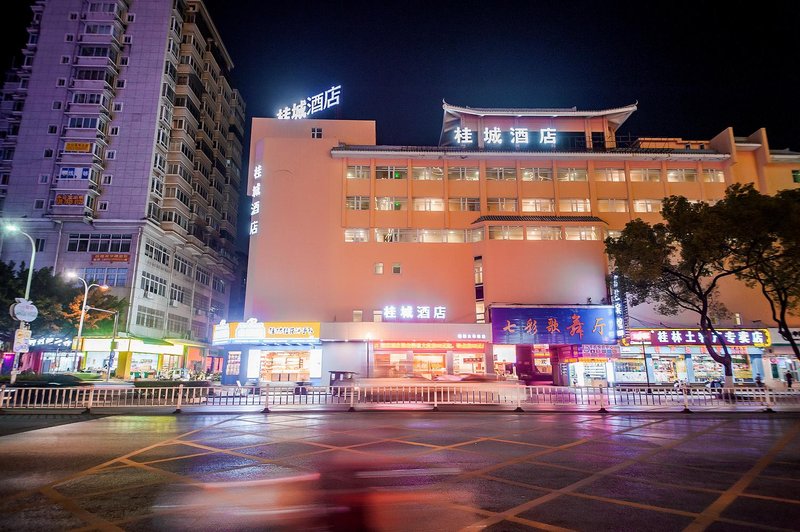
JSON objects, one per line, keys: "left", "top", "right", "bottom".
{"left": 222, "top": 102, "right": 800, "bottom": 387}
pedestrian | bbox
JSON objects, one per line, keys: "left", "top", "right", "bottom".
{"left": 786, "top": 371, "right": 794, "bottom": 389}
{"left": 755, "top": 373, "right": 763, "bottom": 388}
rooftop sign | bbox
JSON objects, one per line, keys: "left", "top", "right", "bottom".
{"left": 276, "top": 85, "right": 341, "bottom": 120}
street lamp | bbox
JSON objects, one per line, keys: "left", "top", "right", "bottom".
{"left": 3, "top": 224, "right": 36, "bottom": 383}
{"left": 66, "top": 272, "right": 108, "bottom": 368}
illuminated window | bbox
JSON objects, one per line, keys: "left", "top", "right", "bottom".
{"left": 793, "top": 170, "right": 800, "bottom": 183}
{"left": 345, "top": 196, "right": 370, "bottom": 210}
{"left": 520, "top": 167, "right": 552, "bottom": 181}
{"left": 412, "top": 197, "right": 445, "bottom": 211}
{"left": 447, "top": 167, "right": 479, "bottom": 181}
{"left": 412, "top": 167, "right": 443, "bottom": 180}
{"left": 521, "top": 198, "right": 555, "bottom": 212}
{"left": 557, "top": 168, "right": 588, "bottom": 181}
{"left": 375, "top": 166, "right": 407, "bottom": 179}
{"left": 374, "top": 262, "right": 383, "bottom": 274}
{"left": 353, "top": 310, "right": 363, "bottom": 322}
{"left": 629, "top": 168, "right": 661, "bottom": 182}
{"left": 605, "top": 229, "right": 622, "bottom": 240}
{"left": 526, "top": 226, "right": 562, "bottom": 240}
{"left": 344, "top": 228, "right": 368, "bottom": 242}
{"left": 448, "top": 197, "right": 480, "bottom": 211}
{"left": 633, "top": 199, "right": 661, "bottom": 213}
{"left": 346, "top": 165, "right": 369, "bottom": 179}
{"left": 559, "top": 198, "right": 591, "bottom": 212}
{"left": 564, "top": 226, "right": 600, "bottom": 240}
{"left": 488, "top": 226, "right": 524, "bottom": 240}
{"left": 595, "top": 168, "right": 625, "bottom": 182}
{"left": 473, "top": 257, "right": 483, "bottom": 284}
{"left": 486, "top": 198, "right": 517, "bottom": 212}
{"left": 702, "top": 169, "right": 725, "bottom": 183}
{"left": 597, "top": 199, "right": 629, "bottom": 213}
{"left": 485, "top": 167, "right": 517, "bottom": 181}
{"left": 666, "top": 168, "right": 698, "bottom": 182}
{"left": 375, "top": 197, "right": 407, "bottom": 211}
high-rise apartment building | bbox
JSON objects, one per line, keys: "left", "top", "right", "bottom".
{"left": 0, "top": 0, "right": 245, "bottom": 376}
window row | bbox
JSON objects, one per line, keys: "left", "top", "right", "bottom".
{"left": 347, "top": 165, "right": 726, "bottom": 183}
{"left": 345, "top": 226, "right": 615, "bottom": 242}
{"left": 67, "top": 233, "right": 132, "bottom": 253}
{"left": 81, "top": 267, "right": 128, "bottom": 287}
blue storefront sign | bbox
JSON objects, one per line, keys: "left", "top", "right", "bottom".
{"left": 491, "top": 306, "right": 618, "bottom": 345}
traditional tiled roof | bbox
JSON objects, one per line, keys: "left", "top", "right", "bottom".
{"left": 471, "top": 215, "right": 606, "bottom": 224}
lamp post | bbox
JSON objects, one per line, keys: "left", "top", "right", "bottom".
{"left": 66, "top": 272, "right": 108, "bottom": 370}
{"left": 85, "top": 305, "right": 119, "bottom": 381}
{"left": 3, "top": 224, "right": 37, "bottom": 383}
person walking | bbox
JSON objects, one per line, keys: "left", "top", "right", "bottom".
{"left": 786, "top": 371, "right": 794, "bottom": 389}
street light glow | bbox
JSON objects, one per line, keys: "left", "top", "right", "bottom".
{"left": 4, "top": 224, "right": 19, "bottom": 232}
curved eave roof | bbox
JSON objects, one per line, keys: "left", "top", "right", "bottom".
{"left": 442, "top": 100, "right": 638, "bottom": 126}
{"left": 330, "top": 146, "right": 730, "bottom": 162}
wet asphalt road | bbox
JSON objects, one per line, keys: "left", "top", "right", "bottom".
{"left": 1, "top": 411, "right": 799, "bottom": 531}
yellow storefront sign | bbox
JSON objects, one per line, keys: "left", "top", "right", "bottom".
{"left": 212, "top": 318, "right": 320, "bottom": 345}
{"left": 64, "top": 141, "right": 93, "bottom": 153}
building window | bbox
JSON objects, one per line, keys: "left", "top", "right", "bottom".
{"left": 666, "top": 168, "right": 698, "bottom": 182}
{"left": 60, "top": 56, "right": 70, "bottom": 64}
{"left": 375, "top": 166, "right": 407, "bottom": 180}
{"left": 487, "top": 198, "right": 517, "bottom": 212}
{"left": 352, "top": 310, "right": 362, "bottom": 322}
{"left": 47, "top": 125, "right": 58, "bottom": 134}
{"left": 140, "top": 271, "right": 167, "bottom": 297}
{"left": 373, "top": 310, "right": 383, "bottom": 322}
{"left": 123, "top": 35, "right": 133, "bottom": 45}
{"left": 448, "top": 197, "right": 480, "bottom": 212}
{"left": 113, "top": 102, "right": 123, "bottom": 112}
{"left": 127, "top": 13, "right": 136, "bottom": 22}
{"left": 486, "top": 167, "right": 517, "bottom": 181}
{"left": 488, "top": 226, "right": 524, "bottom": 240}
{"left": 557, "top": 168, "right": 588, "bottom": 181}
{"left": 212, "top": 277, "right": 225, "bottom": 294}
{"left": 144, "top": 239, "right": 170, "bottom": 266}
{"left": 447, "top": 166, "right": 479, "bottom": 181}
{"left": 375, "top": 197, "right": 407, "bottom": 211}
{"left": 559, "top": 198, "right": 591, "bottom": 212}
{"left": 793, "top": 170, "right": 800, "bottom": 183}
{"left": 346, "top": 165, "right": 369, "bottom": 179}
{"left": 633, "top": 199, "right": 662, "bottom": 213}
{"left": 102, "top": 174, "right": 113, "bottom": 185}
{"left": 120, "top": 56, "right": 129, "bottom": 66}
{"left": 135, "top": 305, "right": 164, "bottom": 329}
{"left": 56, "top": 78, "right": 66, "bottom": 87}
{"left": 521, "top": 198, "right": 555, "bottom": 212}
{"left": 526, "top": 226, "right": 562, "bottom": 240}
{"left": 173, "top": 255, "right": 193, "bottom": 277}
{"left": 34, "top": 238, "right": 46, "bottom": 252}
{"left": 110, "top": 126, "right": 119, "bottom": 136}
{"left": 597, "top": 199, "right": 629, "bottom": 213}
{"left": 65, "top": 34, "right": 74, "bottom": 42}
{"left": 374, "top": 262, "right": 384, "bottom": 274}
{"left": 629, "top": 168, "right": 661, "bottom": 182}
{"left": 392, "top": 263, "right": 401, "bottom": 274}
{"left": 344, "top": 228, "right": 368, "bottom": 242}
{"left": 473, "top": 256, "right": 483, "bottom": 284}
{"left": 412, "top": 197, "right": 445, "bottom": 211}
{"left": 67, "top": 233, "right": 132, "bottom": 252}
{"left": 345, "top": 196, "right": 370, "bottom": 210}
{"left": 564, "top": 226, "right": 600, "bottom": 240}
{"left": 69, "top": 12, "right": 78, "bottom": 20}
{"left": 169, "top": 283, "right": 187, "bottom": 304}
{"left": 702, "top": 169, "right": 725, "bottom": 183}
{"left": 98, "top": 201, "right": 109, "bottom": 211}
{"left": 52, "top": 101, "right": 62, "bottom": 110}
{"left": 595, "top": 168, "right": 625, "bottom": 182}
{"left": 412, "top": 167, "right": 443, "bottom": 180}
{"left": 520, "top": 167, "right": 553, "bottom": 181}
{"left": 311, "top": 127, "right": 322, "bottom": 139}
{"left": 39, "top": 174, "right": 49, "bottom": 184}
{"left": 116, "top": 79, "right": 126, "bottom": 89}
{"left": 34, "top": 199, "right": 44, "bottom": 210}
{"left": 106, "top": 150, "right": 116, "bottom": 160}
{"left": 167, "top": 313, "right": 189, "bottom": 336}
{"left": 195, "top": 267, "right": 210, "bottom": 286}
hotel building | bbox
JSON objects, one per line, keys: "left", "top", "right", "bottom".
{"left": 0, "top": 0, "right": 245, "bottom": 377}
{"left": 228, "top": 100, "right": 800, "bottom": 389}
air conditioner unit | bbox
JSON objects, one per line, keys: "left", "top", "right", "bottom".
{"left": 143, "top": 291, "right": 153, "bottom": 299}
{"left": 170, "top": 300, "right": 179, "bottom": 307}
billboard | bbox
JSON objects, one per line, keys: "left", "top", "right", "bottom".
{"left": 491, "top": 306, "right": 618, "bottom": 345}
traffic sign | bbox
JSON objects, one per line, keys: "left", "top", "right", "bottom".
{"left": 10, "top": 298, "right": 38, "bottom": 323}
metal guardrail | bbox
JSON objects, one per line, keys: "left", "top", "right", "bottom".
{"left": 1, "top": 384, "right": 799, "bottom": 412}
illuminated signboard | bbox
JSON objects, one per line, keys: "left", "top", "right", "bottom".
{"left": 212, "top": 319, "right": 321, "bottom": 345}
{"left": 382, "top": 304, "right": 446, "bottom": 321}
{"left": 491, "top": 306, "right": 618, "bottom": 345}
{"left": 55, "top": 193, "right": 85, "bottom": 206}
{"left": 610, "top": 272, "right": 628, "bottom": 340}
{"left": 276, "top": 85, "right": 341, "bottom": 120}
{"left": 91, "top": 253, "right": 129, "bottom": 263}
{"left": 629, "top": 329, "right": 770, "bottom": 348}
{"left": 59, "top": 167, "right": 90, "bottom": 180}
{"left": 376, "top": 341, "right": 484, "bottom": 350}
{"left": 249, "top": 164, "right": 262, "bottom": 235}
{"left": 64, "top": 141, "right": 93, "bottom": 153}
{"left": 454, "top": 127, "right": 558, "bottom": 146}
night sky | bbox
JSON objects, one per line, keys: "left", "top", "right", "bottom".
{"left": 1, "top": 0, "right": 798, "bottom": 149}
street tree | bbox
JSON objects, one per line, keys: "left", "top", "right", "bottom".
{"left": 605, "top": 195, "right": 750, "bottom": 387}
{"left": 718, "top": 184, "right": 800, "bottom": 358}
{"left": 64, "top": 288, "right": 128, "bottom": 336}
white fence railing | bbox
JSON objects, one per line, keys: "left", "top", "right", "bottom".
{"left": 2, "top": 384, "right": 799, "bottom": 412}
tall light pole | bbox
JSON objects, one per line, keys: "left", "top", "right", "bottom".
{"left": 3, "top": 224, "right": 36, "bottom": 383}
{"left": 66, "top": 272, "right": 108, "bottom": 371}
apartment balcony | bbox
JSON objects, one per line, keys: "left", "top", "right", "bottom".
{"left": 73, "top": 55, "right": 120, "bottom": 76}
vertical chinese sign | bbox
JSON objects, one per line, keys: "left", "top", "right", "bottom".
{"left": 249, "top": 163, "right": 262, "bottom": 236}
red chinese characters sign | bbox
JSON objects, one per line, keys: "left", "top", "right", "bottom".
{"left": 55, "top": 194, "right": 85, "bottom": 206}
{"left": 91, "top": 253, "right": 130, "bottom": 263}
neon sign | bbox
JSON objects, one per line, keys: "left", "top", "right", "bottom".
{"left": 455, "top": 127, "right": 558, "bottom": 146}
{"left": 249, "top": 164, "right": 262, "bottom": 235}
{"left": 383, "top": 305, "right": 446, "bottom": 321}
{"left": 276, "top": 85, "right": 341, "bottom": 120}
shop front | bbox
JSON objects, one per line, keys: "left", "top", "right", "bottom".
{"left": 765, "top": 328, "right": 799, "bottom": 388}
{"left": 213, "top": 319, "right": 322, "bottom": 386}
{"left": 370, "top": 340, "right": 487, "bottom": 379}
{"left": 490, "top": 305, "right": 620, "bottom": 386}
{"left": 624, "top": 328, "right": 770, "bottom": 385}
{"left": 80, "top": 337, "right": 185, "bottom": 379}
